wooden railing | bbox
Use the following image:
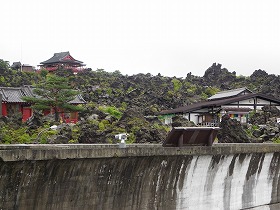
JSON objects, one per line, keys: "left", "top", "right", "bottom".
{"left": 199, "top": 121, "right": 220, "bottom": 127}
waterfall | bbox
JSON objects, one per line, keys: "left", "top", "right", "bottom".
{"left": 176, "top": 153, "right": 276, "bottom": 210}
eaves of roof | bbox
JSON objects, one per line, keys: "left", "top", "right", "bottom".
{"left": 69, "top": 94, "right": 87, "bottom": 104}
{"left": 0, "top": 87, "right": 26, "bottom": 103}
{"left": 0, "top": 86, "right": 87, "bottom": 105}
{"left": 40, "top": 52, "right": 69, "bottom": 64}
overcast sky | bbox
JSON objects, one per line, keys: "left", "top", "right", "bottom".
{"left": 1, "top": 0, "right": 280, "bottom": 77}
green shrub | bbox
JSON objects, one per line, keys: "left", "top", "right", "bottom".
{"left": 68, "top": 139, "right": 78, "bottom": 144}
{"left": 273, "top": 137, "right": 280, "bottom": 143}
{"left": 99, "top": 106, "right": 123, "bottom": 119}
{"left": 0, "top": 126, "right": 32, "bottom": 144}
{"left": 127, "top": 133, "right": 136, "bottom": 144}
{"left": 171, "top": 78, "right": 182, "bottom": 92}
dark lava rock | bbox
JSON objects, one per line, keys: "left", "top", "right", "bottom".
{"left": 217, "top": 115, "right": 252, "bottom": 143}
{"left": 48, "top": 135, "right": 69, "bottom": 144}
{"left": 26, "top": 111, "right": 44, "bottom": 129}
{"left": 171, "top": 115, "right": 196, "bottom": 127}
{"left": 78, "top": 123, "right": 109, "bottom": 144}
{"left": 57, "top": 124, "right": 73, "bottom": 140}
{"left": 135, "top": 127, "right": 166, "bottom": 143}
{"left": 79, "top": 106, "right": 107, "bottom": 121}
{"left": 250, "top": 105, "right": 280, "bottom": 125}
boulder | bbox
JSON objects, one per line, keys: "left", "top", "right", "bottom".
{"left": 78, "top": 123, "right": 110, "bottom": 143}
{"left": 135, "top": 127, "right": 166, "bottom": 143}
{"left": 217, "top": 115, "right": 252, "bottom": 143}
{"left": 26, "top": 111, "right": 44, "bottom": 129}
{"left": 171, "top": 115, "right": 196, "bottom": 127}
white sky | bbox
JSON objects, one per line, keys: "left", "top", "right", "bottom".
{"left": 1, "top": 0, "right": 280, "bottom": 77}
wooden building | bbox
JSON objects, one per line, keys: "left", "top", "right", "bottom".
{"left": 39, "top": 51, "right": 85, "bottom": 73}
{"left": 160, "top": 88, "right": 280, "bottom": 126}
{"left": 0, "top": 86, "right": 86, "bottom": 123}
{"left": 11, "top": 62, "right": 35, "bottom": 72}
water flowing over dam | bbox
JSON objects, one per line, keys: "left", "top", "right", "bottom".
{"left": 0, "top": 144, "right": 280, "bottom": 210}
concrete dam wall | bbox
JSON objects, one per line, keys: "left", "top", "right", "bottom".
{"left": 0, "top": 144, "right": 280, "bottom": 210}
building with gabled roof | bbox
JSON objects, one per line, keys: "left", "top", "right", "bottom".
{"left": 11, "top": 62, "right": 35, "bottom": 72}
{"left": 0, "top": 86, "right": 33, "bottom": 121}
{"left": 159, "top": 88, "right": 280, "bottom": 126}
{"left": 0, "top": 86, "right": 86, "bottom": 123}
{"left": 207, "top": 87, "right": 252, "bottom": 100}
{"left": 39, "top": 51, "right": 85, "bottom": 73}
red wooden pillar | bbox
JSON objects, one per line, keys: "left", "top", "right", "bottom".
{"left": 2, "top": 103, "right": 7, "bottom": 116}
{"left": 22, "top": 107, "right": 32, "bottom": 122}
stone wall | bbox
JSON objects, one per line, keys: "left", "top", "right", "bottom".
{"left": 0, "top": 144, "right": 280, "bottom": 210}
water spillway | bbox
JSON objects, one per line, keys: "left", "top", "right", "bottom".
{"left": 0, "top": 144, "right": 280, "bottom": 210}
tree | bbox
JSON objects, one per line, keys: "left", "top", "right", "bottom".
{"left": 0, "top": 59, "right": 9, "bottom": 72}
{"left": 22, "top": 74, "right": 83, "bottom": 122}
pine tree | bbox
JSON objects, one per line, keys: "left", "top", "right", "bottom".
{"left": 22, "top": 74, "right": 83, "bottom": 122}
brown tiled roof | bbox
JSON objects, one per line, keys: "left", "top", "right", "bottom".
{"left": 159, "top": 93, "right": 280, "bottom": 115}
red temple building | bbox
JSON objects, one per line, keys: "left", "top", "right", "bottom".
{"left": 39, "top": 51, "right": 85, "bottom": 73}
{"left": 0, "top": 86, "right": 86, "bottom": 123}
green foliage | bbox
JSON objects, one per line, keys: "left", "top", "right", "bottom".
{"left": 39, "top": 69, "right": 48, "bottom": 78}
{"left": 99, "top": 106, "right": 122, "bottom": 119}
{"left": 127, "top": 133, "right": 136, "bottom": 144}
{"left": 171, "top": 78, "right": 182, "bottom": 92}
{"left": 98, "top": 122, "right": 105, "bottom": 130}
{"left": 22, "top": 74, "right": 83, "bottom": 122}
{"left": 205, "top": 86, "right": 220, "bottom": 97}
{"left": 71, "top": 126, "right": 80, "bottom": 141}
{"left": 68, "top": 139, "right": 78, "bottom": 144}
{"left": 200, "top": 92, "right": 208, "bottom": 99}
{"left": 0, "top": 59, "right": 9, "bottom": 71}
{"left": 106, "top": 88, "right": 113, "bottom": 95}
{"left": 273, "top": 137, "right": 280, "bottom": 143}
{"left": 0, "top": 76, "right": 5, "bottom": 83}
{"left": 0, "top": 126, "right": 32, "bottom": 144}
{"left": 152, "top": 123, "right": 171, "bottom": 133}
{"left": 248, "top": 111, "right": 257, "bottom": 121}
{"left": 120, "top": 102, "right": 127, "bottom": 111}
{"left": 187, "top": 85, "right": 197, "bottom": 95}
{"left": 38, "top": 129, "right": 58, "bottom": 144}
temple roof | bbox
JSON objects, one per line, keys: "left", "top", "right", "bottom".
{"left": 0, "top": 86, "right": 86, "bottom": 104}
{"left": 40, "top": 51, "right": 84, "bottom": 66}
{"left": 0, "top": 87, "right": 26, "bottom": 103}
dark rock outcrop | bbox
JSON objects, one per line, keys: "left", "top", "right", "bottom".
{"left": 171, "top": 115, "right": 196, "bottom": 127}
{"left": 26, "top": 111, "right": 44, "bottom": 129}
{"left": 217, "top": 115, "right": 252, "bottom": 143}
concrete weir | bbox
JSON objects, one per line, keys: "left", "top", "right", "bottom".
{"left": 0, "top": 144, "right": 280, "bottom": 210}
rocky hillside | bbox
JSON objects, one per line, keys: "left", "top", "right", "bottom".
{"left": 1, "top": 59, "right": 280, "bottom": 144}
{"left": 73, "top": 63, "right": 280, "bottom": 114}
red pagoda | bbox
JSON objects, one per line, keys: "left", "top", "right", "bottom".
{"left": 39, "top": 51, "right": 85, "bottom": 73}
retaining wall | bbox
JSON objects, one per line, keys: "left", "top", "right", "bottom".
{"left": 0, "top": 144, "right": 280, "bottom": 210}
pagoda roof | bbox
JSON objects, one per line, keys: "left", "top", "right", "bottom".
{"left": 40, "top": 51, "right": 85, "bottom": 66}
